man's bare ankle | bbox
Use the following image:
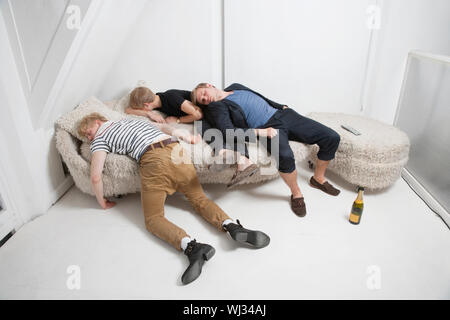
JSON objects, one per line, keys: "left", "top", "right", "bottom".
{"left": 314, "top": 176, "right": 326, "bottom": 184}
{"left": 292, "top": 192, "right": 303, "bottom": 199}
{"left": 237, "top": 162, "right": 251, "bottom": 171}
{"left": 237, "top": 157, "right": 253, "bottom": 171}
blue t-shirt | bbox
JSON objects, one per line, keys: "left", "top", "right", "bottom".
{"left": 224, "top": 90, "right": 276, "bottom": 128}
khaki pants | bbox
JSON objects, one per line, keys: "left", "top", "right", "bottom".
{"left": 139, "top": 142, "right": 231, "bottom": 251}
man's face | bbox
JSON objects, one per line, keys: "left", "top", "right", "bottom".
{"left": 86, "top": 121, "right": 101, "bottom": 142}
{"left": 195, "top": 85, "right": 218, "bottom": 105}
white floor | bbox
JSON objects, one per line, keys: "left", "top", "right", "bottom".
{"left": 1, "top": 164, "right": 449, "bottom": 300}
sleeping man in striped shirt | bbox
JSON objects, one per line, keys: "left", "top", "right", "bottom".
{"left": 77, "top": 113, "right": 270, "bottom": 285}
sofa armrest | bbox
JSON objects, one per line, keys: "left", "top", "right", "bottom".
{"left": 55, "top": 127, "right": 93, "bottom": 194}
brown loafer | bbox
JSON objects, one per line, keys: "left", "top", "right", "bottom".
{"left": 290, "top": 195, "right": 306, "bottom": 217}
{"left": 227, "top": 164, "right": 259, "bottom": 188}
{"left": 309, "top": 176, "right": 340, "bottom": 196}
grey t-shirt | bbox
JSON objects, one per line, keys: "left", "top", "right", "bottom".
{"left": 225, "top": 90, "right": 277, "bottom": 128}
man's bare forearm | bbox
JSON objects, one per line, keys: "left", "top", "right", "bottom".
{"left": 91, "top": 177, "right": 105, "bottom": 207}
{"left": 179, "top": 115, "right": 197, "bottom": 123}
{"left": 125, "top": 107, "right": 149, "bottom": 117}
{"left": 155, "top": 123, "right": 175, "bottom": 136}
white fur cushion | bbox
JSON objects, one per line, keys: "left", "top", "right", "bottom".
{"left": 307, "top": 112, "right": 410, "bottom": 189}
{"left": 55, "top": 97, "right": 125, "bottom": 142}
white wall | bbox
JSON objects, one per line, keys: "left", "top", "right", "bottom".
{"left": 52, "top": 0, "right": 450, "bottom": 125}
{"left": 364, "top": 0, "right": 450, "bottom": 124}
{"left": 2, "top": 0, "right": 91, "bottom": 128}
{"left": 50, "top": 0, "right": 148, "bottom": 123}
{"left": 5, "top": 0, "right": 69, "bottom": 91}
{"left": 0, "top": 10, "right": 70, "bottom": 231}
{"left": 224, "top": 0, "right": 374, "bottom": 115}
{"left": 0, "top": 0, "right": 100, "bottom": 231}
{"left": 98, "top": 0, "right": 223, "bottom": 100}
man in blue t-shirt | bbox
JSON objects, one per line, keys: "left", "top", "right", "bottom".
{"left": 192, "top": 83, "right": 341, "bottom": 217}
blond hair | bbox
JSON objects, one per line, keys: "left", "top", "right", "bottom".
{"left": 129, "top": 87, "right": 155, "bottom": 109}
{"left": 77, "top": 112, "right": 108, "bottom": 138}
{"left": 191, "top": 83, "right": 210, "bottom": 106}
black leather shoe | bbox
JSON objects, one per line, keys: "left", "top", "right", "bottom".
{"left": 181, "top": 239, "right": 215, "bottom": 285}
{"left": 223, "top": 220, "right": 270, "bottom": 248}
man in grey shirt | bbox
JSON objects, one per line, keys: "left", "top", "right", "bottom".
{"left": 192, "top": 83, "right": 341, "bottom": 217}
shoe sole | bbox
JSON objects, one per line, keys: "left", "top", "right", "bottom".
{"left": 234, "top": 231, "right": 270, "bottom": 248}
{"left": 227, "top": 166, "right": 259, "bottom": 189}
{"left": 182, "top": 246, "right": 215, "bottom": 285}
{"left": 291, "top": 207, "right": 307, "bottom": 217}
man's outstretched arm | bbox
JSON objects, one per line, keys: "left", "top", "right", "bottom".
{"left": 166, "top": 100, "right": 203, "bottom": 124}
{"left": 90, "top": 151, "right": 116, "bottom": 209}
{"left": 155, "top": 123, "right": 202, "bottom": 144}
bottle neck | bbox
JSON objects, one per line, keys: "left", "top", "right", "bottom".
{"left": 355, "top": 189, "right": 364, "bottom": 203}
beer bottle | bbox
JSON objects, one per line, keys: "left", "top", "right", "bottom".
{"left": 349, "top": 187, "right": 364, "bottom": 225}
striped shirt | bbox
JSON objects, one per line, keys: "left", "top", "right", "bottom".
{"left": 90, "top": 118, "right": 170, "bottom": 161}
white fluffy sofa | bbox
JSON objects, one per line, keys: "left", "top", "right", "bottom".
{"left": 55, "top": 95, "right": 311, "bottom": 197}
{"left": 307, "top": 112, "right": 410, "bottom": 189}
{"left": 55, "top": 86, "right": 410, "bottom": 197}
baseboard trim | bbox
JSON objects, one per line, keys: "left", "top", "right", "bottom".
{"left": 401, "top": 168, "right": 450, "bottom": 228}
{"left": 50, "top": 175, "right": 74, "bottom": 206}
{"left": 0, "top": 230, "right": 15, "bottom": 248}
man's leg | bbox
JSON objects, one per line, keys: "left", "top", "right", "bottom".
{"left": 283, "top": 110, "right": 340, "bottom": 158}
{"left": 313, "top": 159, "right": 330, "bottom": 184}
{"left": 261, "top": 128, "right": 302, "bottom": 195}
{"left": 176, "top": 162, "right": 270, "bottom": 248}
{"left": 259, "top": 127, "right": 307, "bottom": 216}
{"left": 279, "top": 170, "right": 302, "bottom": 199}
{"left": 281, "top": 109, "right": 340, "bottom": 194}
{"left": 177, "top": 163, "right": 232, "bottom": 231}
{"left": 140, "top": 189, "right": 189, "bottom": 251}
{"left": 140, "top": 146, "right": 216, "bottom": 285}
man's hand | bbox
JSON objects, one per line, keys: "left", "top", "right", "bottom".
{"left": 99, "top": 198, "right": 116, "bottom": 210}
{"left": 172, "top": 128, "right": 202, "bottom": 144}
{"left": 180, "top": 133, "right": 202, "bottom": 144}
{"left": 147, "top": 111, "right": 166, "bottom": 123}
{"left": 283, "top": 105, "right": 288, "bottom": 109}
{"left": 165, "top": 116, "right": 179, "bottom": 124}
{"left": 255, "top": 127, "right": 278, "bottom": 138}
{"left": 184, "top": 133, "right": 202, "bottom": 144}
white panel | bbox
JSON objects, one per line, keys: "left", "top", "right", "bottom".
{"left": 224, "top": 0, "right": 372, "bottom": 114}
{"left": 99, "top": 0, "right": 223, "bottom": 100}
{"left": 395, "top": 53, "right": 450, "bottom": 216}
{"left": 0, "top": 9, "right": 70, "bottom": 229}
{"left": 9, "top": 0, "right": 69, "bottom": 88}
{"left": 364, "top": 0, "right": 450, "bottom": 124}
